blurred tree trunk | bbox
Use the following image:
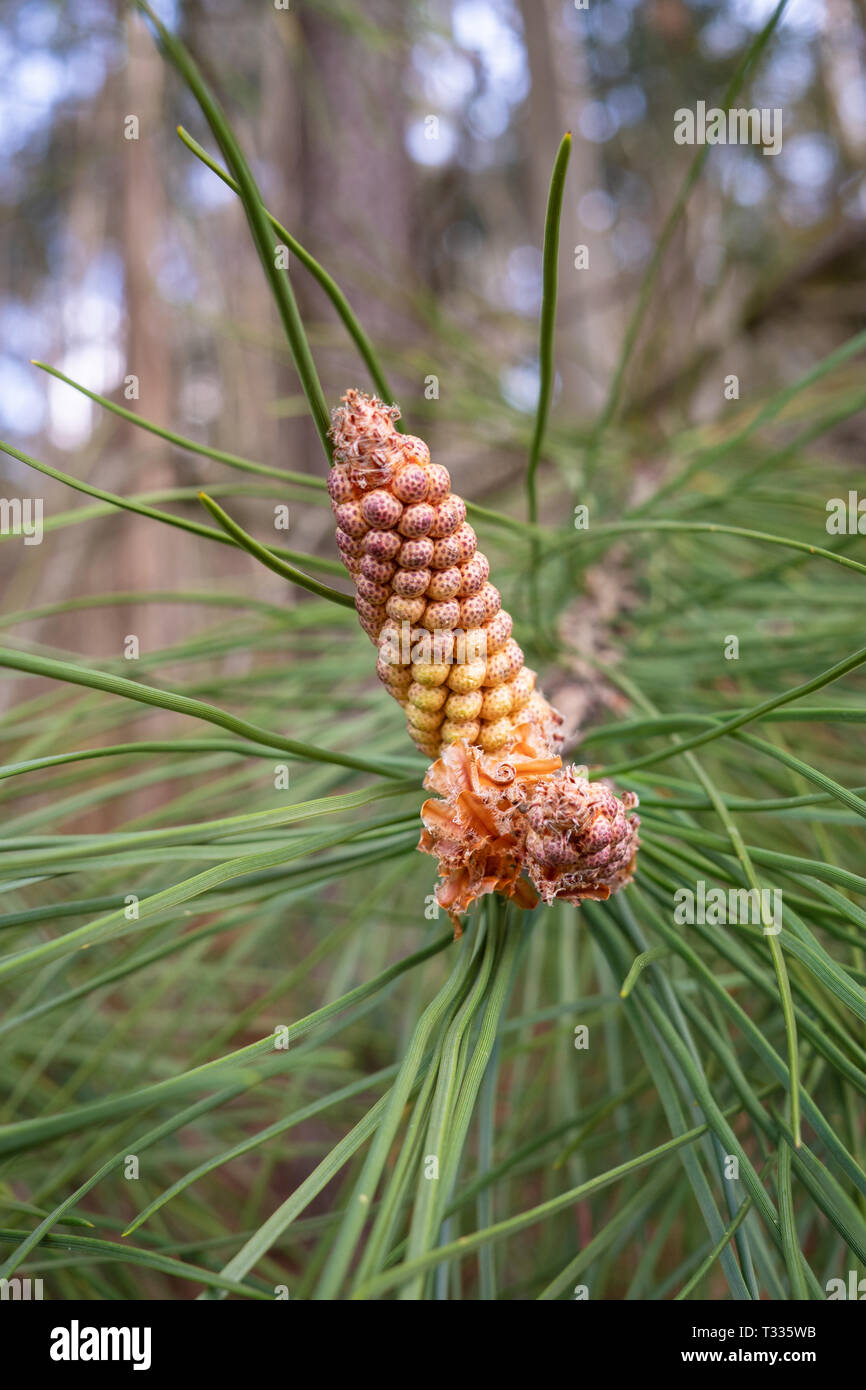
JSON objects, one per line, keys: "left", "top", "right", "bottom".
{"left": 822, "top": 0, "right": 866, "bottom": 161}
{"left": 83, "top": 8, "right": 180, "bottom": 823}
{"left": 286, "top": 1, "right": 415, "bottom": 551}
{"left": 101, "top": 9, "right": 179, "bottom": 659}
{"left": 518, "top": 0, "right": 621, "bottom": 412}
{"left": 296, "top": 1, "right": 413, "bottom": 372}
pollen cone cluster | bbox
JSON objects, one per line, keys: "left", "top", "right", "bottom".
{"left": 329, "top": 389, "right": 639, "bottom": 928}
{"left": 328, "top": 389, "right": 562, "bottom": 759}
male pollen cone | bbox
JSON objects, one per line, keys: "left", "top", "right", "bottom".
{"left": 328, "top": 389, "right": 639, "bottom": 932}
